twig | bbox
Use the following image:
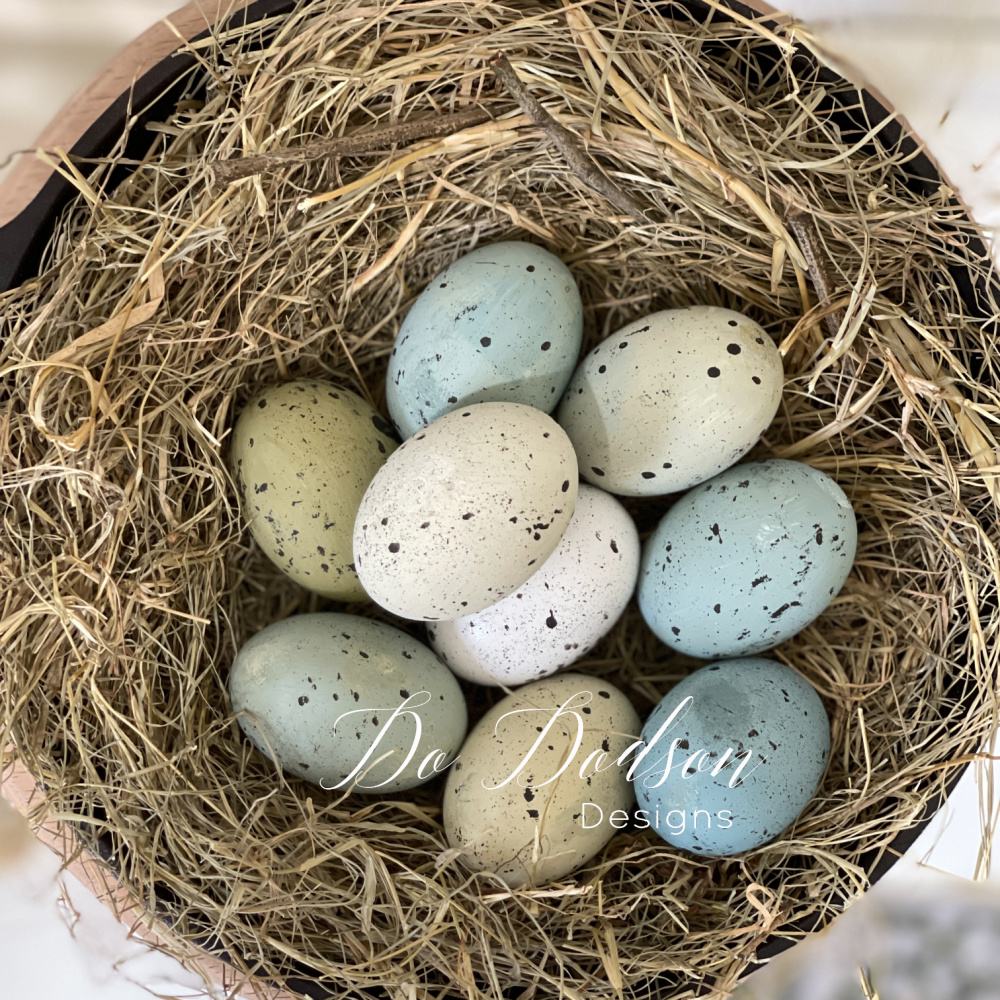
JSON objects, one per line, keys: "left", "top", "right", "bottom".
{"left": 786, "top": 207, "right": 844, "bottom": 338}
{"left": 488, "top": 51, "right": 649, "bottom": 224}
{"left": 211, "top": 108, "right": 493, "bottom": 187}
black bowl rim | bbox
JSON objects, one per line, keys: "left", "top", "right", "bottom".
{"left": 0, "top": 0, "right": 989, "bottom": 994}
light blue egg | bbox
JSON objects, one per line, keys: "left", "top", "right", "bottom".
{"left": 633, "top": 657, "right": 830, "bottom": 855}
{"left": 386, "top": 241, "right": 583, "bottom": 438}
{"left": 638, "top": 459, "right": 857, "bottom": 658}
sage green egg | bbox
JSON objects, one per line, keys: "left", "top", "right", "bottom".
{"left": 229, "top": 612, "right": 468, "bottom": 793}
{"left": 231, "top": 379, "right": 397, "bottom": 601}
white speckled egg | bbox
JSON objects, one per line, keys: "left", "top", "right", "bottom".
{"left": 635, "top": 657, "right": 830, "bottom": 855}
{"left": 231, "top": 380, "right": 397, "bottom": 600}
{"left": 386, "top": 241, "right": 583, "bottom": 439}
{"left": 557, "top": 306, "right": 783, "bottom": 496}
{"left": 229, "top": 613, "right": 467, "bottom": 793}
{"left": 353, "top": 402, "right": 578, "bottom": 621}
{"left": 429, "top": 484, "right": 639, "bottom": 686}
{"left": 637, "top": 459, "right": 858, "bottom": 658}
{"left": 443, "top": 673, "right": 640, "bottom": 887}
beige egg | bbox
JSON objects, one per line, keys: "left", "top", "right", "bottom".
{"left": 557, "top": 306, "right": 784, "bottom": 496}
{"left": 443, "top": 673, "right": 640, "bottom": 888}
{"left": 232, "top": 379, "right": 397, "bottom": 600}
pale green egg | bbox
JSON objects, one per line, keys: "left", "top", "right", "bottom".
{"left": 231, "top": 379, "right": 397, "bottom": 601}
{"left": 229, "top": 613, "right": 467, "bottom": 793}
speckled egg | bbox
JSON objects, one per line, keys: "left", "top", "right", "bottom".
{"left": 231, "top": 380, "right": 397, "bottom": 600}
{"left": 229, "top": 613, "right": 467, "bottom": 793}
{"left": 557, "top": 306, "right": 783, "bottom": 496}
{"left": 386, "top": 241, "right": 583, "bottom": 439}
{"left": 353, "top": 402, "right": 578, "bottom": 621}
{"left": 637, "top": 459, "right": 857, "bottom": 658}
{"left": 429, "top": 484, "right": 639, "bottom": 686}
{"left": 634, "top": 657, "right": 830, "bottom": 855}
{"left": 444, "top": 673, "right": 641, "bottom": 887}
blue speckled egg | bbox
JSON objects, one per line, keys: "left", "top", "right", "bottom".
{"left": 638, "top": 459, "right": 857, "bottom": 658}
{"left": 386, "top": 241, "right": 583, "bottom": 439}
{"left": 634, "top": 657, "right": 830, "bottom": 855}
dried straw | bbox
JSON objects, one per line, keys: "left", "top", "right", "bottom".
{"left": 2, "top": 0, "right": 999, "bottom": 997}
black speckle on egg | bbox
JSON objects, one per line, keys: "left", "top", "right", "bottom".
{"left": 591, "top": 467, "right": 605, "bottom": 477}
{"left": 380, "top": 517, "right": 388, "bottom": 526}
{"left": 598, "top": 364, "right": 607, "bottom": 374}
{"left": 481, "top": 337, "right": 492, "bottom": 347}
{"left": 752, "top": 376, "right": 762, "bottom": 385}
{"left": 727, "top": 343, "right": 741, "bottom": 354}
{"left": 663, "top": 462, "right": 672, "bottom": 469}
{"left": 448, "top": 396, "right": 458, "bottom": 403}
{"left": 298, "top": 696, "right": 309, "bottom": 706}
{"left": 561, "top": 480, "right": 570, "bottom": 492}
{"left": 545, "top": 612, "right": 558, "bottom": 629}
{"left": 526, "top": 265, "right": 535, "bottom": 272}
{"left": 641, "top": 471, "right": 655, "bottom": 479}
{"left": 462, "top": 512, "right": 474, "bottom": 520}
{"left": 257, "top": 398, "right": 267, "bottom": 408}
{"left": 671, "top": 626, "right": 680, "bottom": 635}
{"left": 541, "top": 341, "right": 551, "bottom": 351}
{"left": 756, "top": 337, "right": 765, "bottom": 344}
{"left": 707, "top": 367, "right": 721, "bottom": 378}
{"left": 388, "top": 542, "right": 400, "bottom": 553}
{"left": 610, "top": 540, "right": 618, "bottom": 553}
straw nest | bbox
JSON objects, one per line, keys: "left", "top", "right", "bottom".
{"left": 2, "top": 0, "right": 999, "bottom": 997}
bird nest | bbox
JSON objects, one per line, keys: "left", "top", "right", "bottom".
{"left": 1, "top": 0, "right": 999, "bottom": 997}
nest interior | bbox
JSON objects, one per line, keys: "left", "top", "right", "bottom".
{"left": 2, "top": 0, "right": 1000, "bottom": 997}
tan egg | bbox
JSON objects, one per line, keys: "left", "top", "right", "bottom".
{"left": 443, "top": 673, "right": 640, "bottom": 888}
{"left": 231, "top": 379, "right": 397, "bottom": 600}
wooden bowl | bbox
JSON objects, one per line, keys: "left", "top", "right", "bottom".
{"left": 0, "top": 1, "right": 988, "bottom": 997}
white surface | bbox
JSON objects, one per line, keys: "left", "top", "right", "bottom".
{"left": 3, "top": 0, "right": 1000, "bottom": 997}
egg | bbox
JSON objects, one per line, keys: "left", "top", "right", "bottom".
{"left": 634, "top": 657, "right": 830, "bottom": 855}
{"left": 353, "top": 402, "right": 578, "bottom": 621}
{"left": 228, "top": 612, "right": 467, "bottom": 793}
{"left": 386, "top": 241, "right": 584, "bottom": 439}
{"left": 231, "top": 379, "right": 397, "bottom": 601}
{"left": 443, "top": 673, "right": 640, "bottom": 887}
{"left": 557, "top": 306, "right": 783, "bottom": 496}
{"left": 429, "top": 484, "right": 639, "bottom": 686}
{"left": 637, "top": 459, "right": 857, "bottom": 658}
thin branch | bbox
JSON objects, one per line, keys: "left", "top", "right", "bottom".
{"left": 786, "top": 207, "right": 845, "bottom": 338}
{"left": 488, "top": 51, "right": 649, "bottom": 224}
{"left": 211, "top": 107, "right": 493, "bottom": 187}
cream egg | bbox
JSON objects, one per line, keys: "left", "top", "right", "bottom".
{"left": 353, "top": 402, "right": 578, "bottom": 620}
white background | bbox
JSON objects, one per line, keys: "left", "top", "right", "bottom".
{"left": 2, "top": 1, "right": 1000, "bottom": 998}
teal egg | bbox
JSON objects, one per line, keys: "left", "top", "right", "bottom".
{"left": 634, "top": 658, "right": 830, "bottom": 855}
{"left": 386, "top": 241, "right": 583, "bottom": 439}
{"left": 637, "top": 459, "right": 857, "bottom": 658}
